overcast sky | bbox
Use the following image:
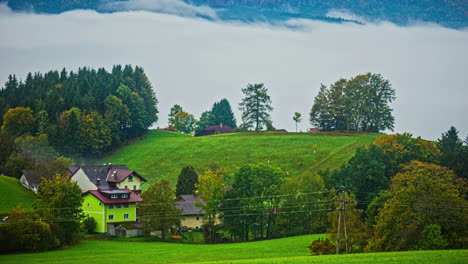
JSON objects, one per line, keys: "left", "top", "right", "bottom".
{"left": 0, "top": 3, "right": 467, "bottom": 140}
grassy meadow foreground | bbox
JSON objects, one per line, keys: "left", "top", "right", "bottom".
{"left": 102, "top": 130, "right": 378, "bottom": 186}
{"left": 0, "top": 235, "right": 466, "bottom": 264}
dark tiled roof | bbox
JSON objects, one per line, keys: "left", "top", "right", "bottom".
{"left": 68, "top": 166, "right": 80, "bottom": 175}
{"left": 75, "top": 165, "right": 147, "bottom": 188}
{"left": 176, "top": 195, "right": 205, "bottom": 216}
{"left": 203, "top": 125, "right": 233, "bottom": 133}
{"left": 21, "top": 170, "right": 48, "bottom": 190}
{"left": 86, "top": 189, "right": 143, "bottom": 204}
{"left": 106, "top": 169, "right": 133, "bottom": 183}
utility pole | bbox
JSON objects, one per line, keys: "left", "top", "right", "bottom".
{"left": 335, "top": 187, "right": 349, "bottom": 254}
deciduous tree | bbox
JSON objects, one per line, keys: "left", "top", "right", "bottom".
{"left": 34, "top": 174, "right": 83, "bottom": 246}
{"left": 195, "top": 168, "right": 227, "bottom": 243}
{"left": 168, "top": 104, "right": 183, "bottom": 127}
{"left": 292, "top": 112, "right": 302, "bottom": 132}
{"left": 222, "top": 163, "right": 283, "bottom": 241}
{"left": 140, "top": 180, "right": 182, "bottom": 239}
{"left": 173, "top": 111, "right": 196, "bottom": 134}
{"left": 369, "top": 161, "right": 468, "bottom": 251}
{"left": 1, "top": 107, "right": 36, "bottom": 137}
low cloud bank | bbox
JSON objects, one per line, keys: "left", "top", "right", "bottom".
{"left": 0, "top": 4, "right": 467, "bottom": 140}
{"left": 100, "top": 0, "right": 218, "bottom": 19}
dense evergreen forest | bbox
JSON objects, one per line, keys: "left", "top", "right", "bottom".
{"left": 0, "top": 65, "right": 158, "bottom": 158}
{"left": 3, "top": 0, "right": 467, "bottom": 29}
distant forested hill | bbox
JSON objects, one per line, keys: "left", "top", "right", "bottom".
{"left": 3, "top": 0, "right": 467, "bottom": 28}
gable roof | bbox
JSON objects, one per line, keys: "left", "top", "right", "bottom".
{"left": 86, "top": 189, "right": 143, "bottom": 204}
{"left": 21, "top": 170, "right": 46, "bottom": 190}
{"left": 176, "top": 195, "right": 205, "bottom": 215}
{"left": 71, "top": 165, "right": 147, "bottom": 189}
{"left": 68, "top": 166, "right": 80, "bottom": 175}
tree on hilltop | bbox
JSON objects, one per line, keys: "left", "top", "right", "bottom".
{"left": 239, "top": 83, "right": 273, "bottom": 131}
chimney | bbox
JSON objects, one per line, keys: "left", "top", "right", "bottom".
{"left": 97, "top": 178, "right": 101, "bottom": 186}
{"left": 220, "top": 123, "right": 223, "bottom": 128}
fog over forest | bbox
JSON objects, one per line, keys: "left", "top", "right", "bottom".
{"left": 0, "top": 4, "right": 467, "bottom": 140}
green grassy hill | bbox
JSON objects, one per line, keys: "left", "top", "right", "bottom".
{"left": 102, "top": 130, "right": 379, "bottom": 187}
{"left": 0, "top": 234, "right": 465, "bottom": 264}
{"left": 0, "top": 175, "right": 35, "bottom": 216}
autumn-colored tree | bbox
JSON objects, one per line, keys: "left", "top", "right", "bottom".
{"left": 34, "top": 174, "right": 83, "bottom": 246}
{"left": 140, "top": 180, "right": 182, "bottom": 239}
{"left": 1, "top": 107, "right": 36, "bottom": 137}
{"left": 195, "top": 168, "right": 227, "bottom": 243}
{"left": 173, "top": 111, "right": 196, "bottom": 134}
{"left": 168, "top": 104, "right": 183, "bottom": 127}
{"left": 0, "top": 206, "right": 58, "bottom": 252}
{"left": 104, "top": 95, "right": 130, "bottom": 145}
{"left": 373, "top": 133, "right": 440, "bottom": 177}
{"left": 79, "top": 111, "right": 111, "bottom": 155}
{"left": 368, "top": 161, "right": 468, "bottom": 251}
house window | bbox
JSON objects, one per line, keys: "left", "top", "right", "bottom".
{"left": 133, "top": 186, "right": 136, "bottom": 191}
{"left": 121, "top": 194, "right": 129, "bottom": 199}
{"left": 125, "top": 186, "right": 128, "bottom": 189}
{"left": 116, "top": 203, "right": 122, "bottom": 209}
{"left": 128, "top": 176, "right": 133, "bottom": 182}
{"left": 123, "top": 203, "right": 129, "bottom": 208}
{"left": 109, "top": 215, "right": 114, "bottom": 220}
{"left": 111, "top": 194, "right": 118, "bottom": 199}
{"left": 109, "top": 204, "right": 114, "bottom": 209}
{"left": 124, "top": 214, "right": 129, "bottom": 219}
{"left": 196, "top": 216, "right": 200, "bottom": 221}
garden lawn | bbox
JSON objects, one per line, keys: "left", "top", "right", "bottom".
{"left": 102, "top": 130, "right": 378, "bottom": 188}
{"left": 0, "top": 175, "right": 34, "bottom": 216}
{"left": 0, "top": 234, "right": 466, "bottom": 264}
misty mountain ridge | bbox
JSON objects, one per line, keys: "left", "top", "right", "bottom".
{"left": 2, "top": 0, "right": 467, "bottom": 29}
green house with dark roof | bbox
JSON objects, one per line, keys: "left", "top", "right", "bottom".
{"left": 82, "top": 189, "right": 143, "bottom": 234}
{"left": 70, "top": 165, "right": 147, "bottom": 235}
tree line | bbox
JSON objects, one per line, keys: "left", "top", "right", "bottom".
{"left": 0, "top": 65, "right": 158, "bottom": 154}
{"left": 0, "top": 65, "right": 158, "bottom": 177}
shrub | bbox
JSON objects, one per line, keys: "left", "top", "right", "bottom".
{"left": 308, "top": 238, "right": 335, "bottom": 255}
{"left": 82, "top": 216, "right": 97, "bottom": 234}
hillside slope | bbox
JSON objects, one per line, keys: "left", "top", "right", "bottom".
{"left": 0, "top": 175, "right": 34, "bottom": 216}
{"left": 102, "top": 130, "right": 378, "bottom": 187}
